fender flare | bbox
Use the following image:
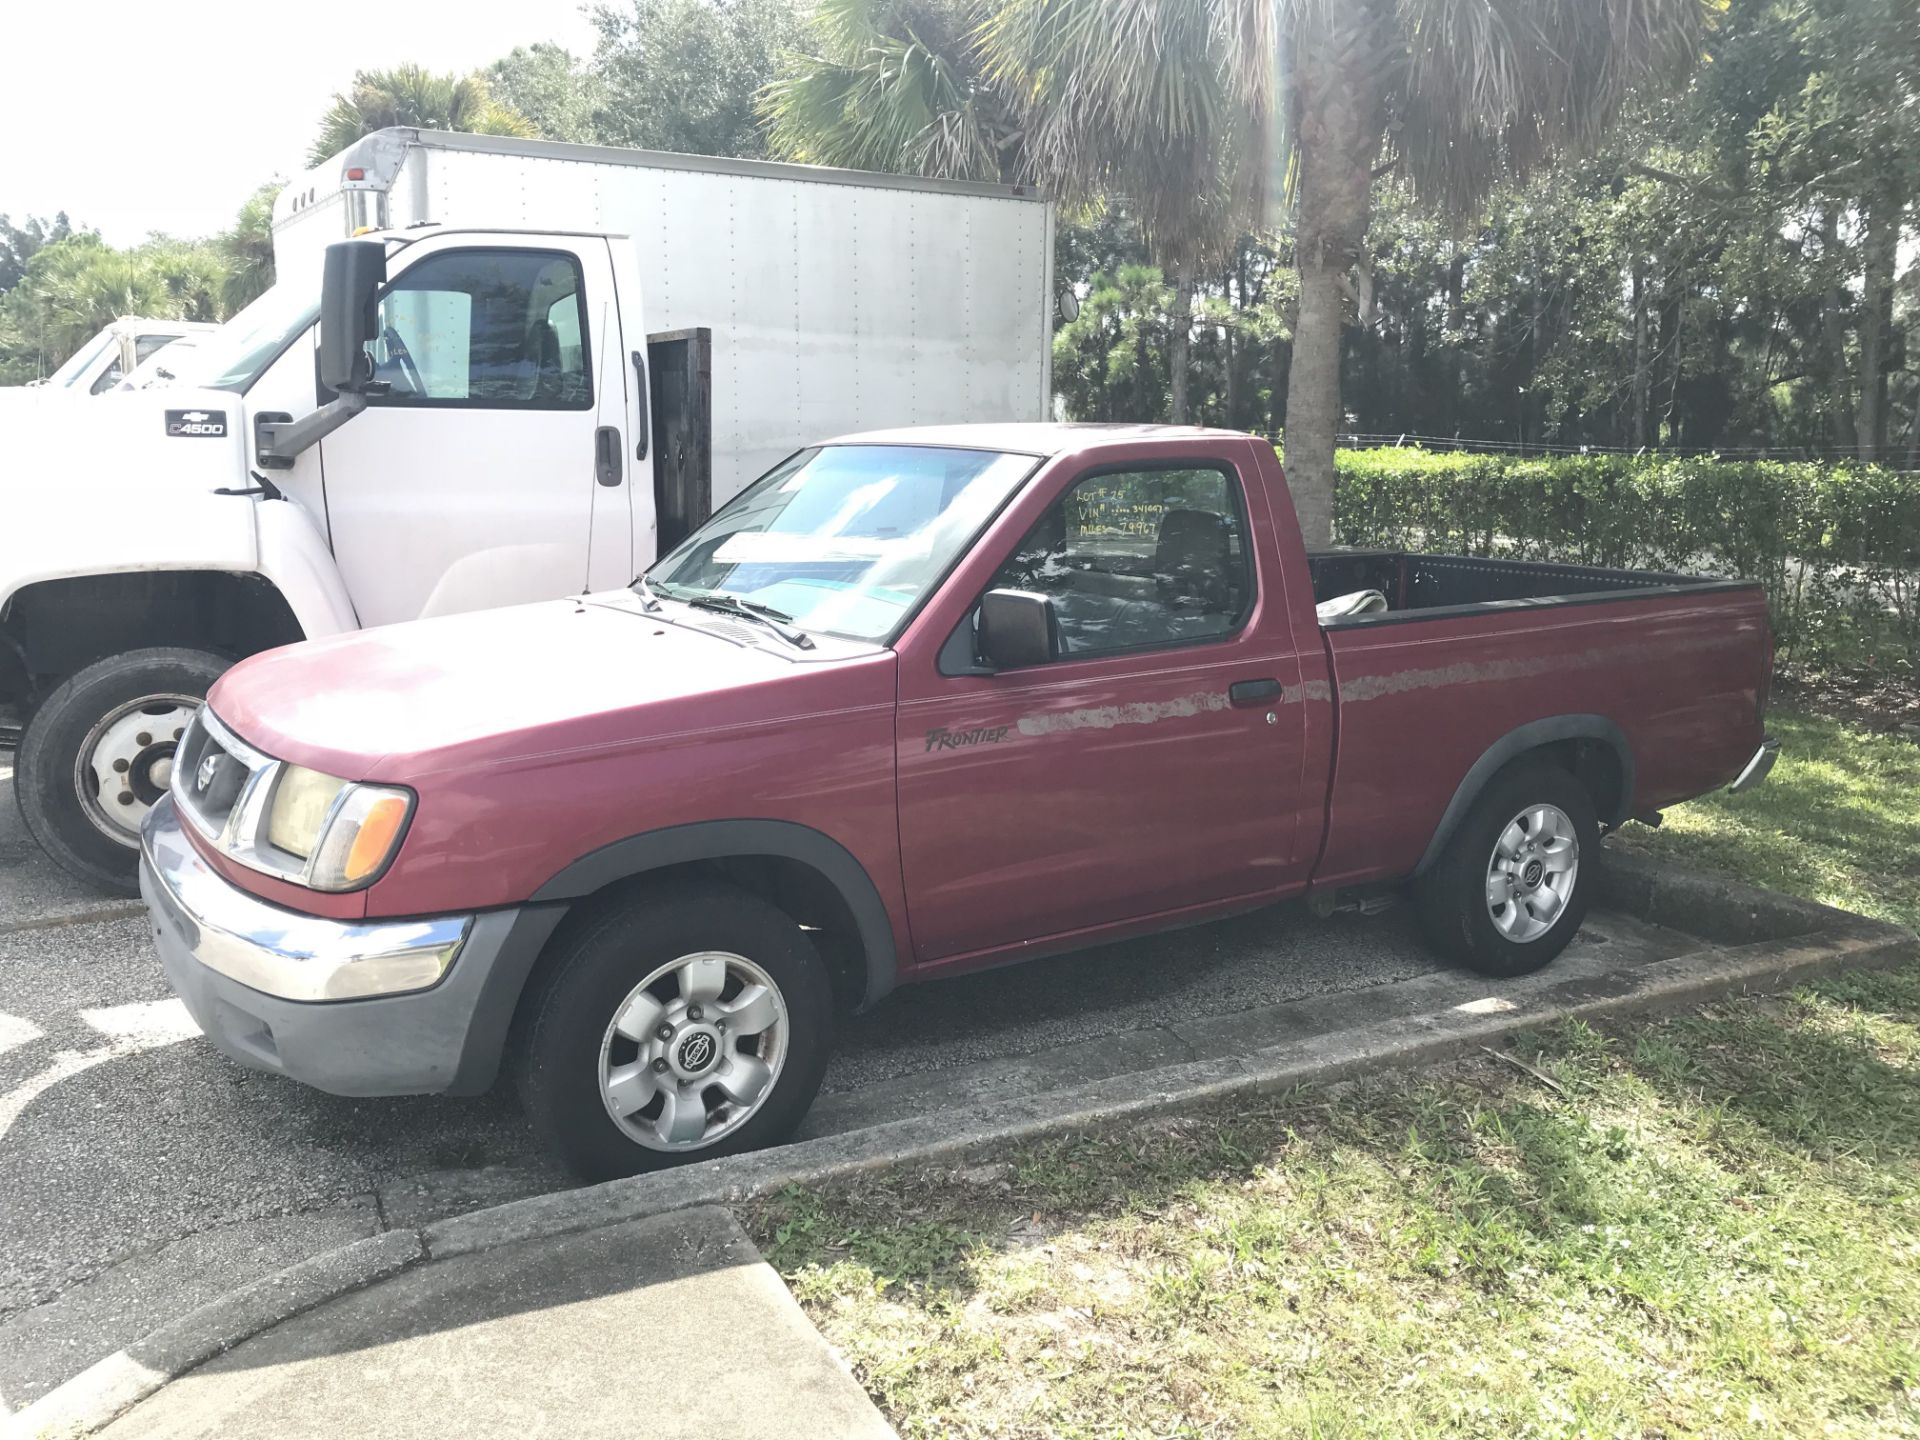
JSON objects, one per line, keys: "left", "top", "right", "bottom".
{"left": 532, "top": 818, "right": 900, "bottom": 1008}
{"left": 1412, "top": 715, "right": 1635, "bottom": 877}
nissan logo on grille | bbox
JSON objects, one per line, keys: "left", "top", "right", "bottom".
{"left": 195, "top": 754, "right": 221, "bottom": 793}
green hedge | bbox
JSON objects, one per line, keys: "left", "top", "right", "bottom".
{"left": 1331, "top": 448, "right": 1920, "bottom": 673}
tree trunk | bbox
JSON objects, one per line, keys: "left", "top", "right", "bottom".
{"left": 1167, "top": 257, "right": 1192, "bottom": 424}
{"left": 1225, "top": 258, "right": 1245, "bottom": 429}
{"left": 1631, "top": 261, "right": 1651, "bottom": 448}
{"left": 1820, "top": 208, "right": 1860, "bottom": 456}
{"left": 1283, "top": 10, "right": 1384, "bottom": 547}
{"left": 1855, "top": 189, "right": 1898, "bottom": 462}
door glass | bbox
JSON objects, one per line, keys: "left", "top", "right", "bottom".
{"left": 369, "top": 249, "right": 592, "bottom": 409}
{"left": 989, "top": 465, "right": 1253, "bottom": 657}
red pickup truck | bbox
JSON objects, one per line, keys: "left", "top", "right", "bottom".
{"left": 140, "top": 425, "right": 1777, "bottom": 1178}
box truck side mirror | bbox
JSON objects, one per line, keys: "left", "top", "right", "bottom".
{"left": 256, "top": 240, "right": 388, "bottom": 467}
{"left": 318, "top": 240, "right": 387, "bottom": 394}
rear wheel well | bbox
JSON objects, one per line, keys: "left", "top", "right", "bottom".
{"left": 528, "top": 856, "right": 871, "bottom": 1015}
{"left": 1536, "top": 737, "right": 1626, "bottom": 828}
{"left": 0, "top": 571, "right": 305, "bottom": 706}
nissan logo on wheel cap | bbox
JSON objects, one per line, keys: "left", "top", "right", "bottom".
{"left": 677, "top": 1032, "right": 717, "bottom": 1072}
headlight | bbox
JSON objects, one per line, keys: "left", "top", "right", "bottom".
{"left": 172, "top": 710, "right": 417, "bottom": 894}
{"left": 264, "top": 766, "right": 414, "bottom": 892}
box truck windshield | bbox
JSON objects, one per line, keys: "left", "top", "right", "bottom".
{"left": 188, "top": 283, "right": 321, "bottom": 392}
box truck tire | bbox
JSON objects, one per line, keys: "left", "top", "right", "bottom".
{"left": 15, "top": 648, "right": 228, "bottom": 893}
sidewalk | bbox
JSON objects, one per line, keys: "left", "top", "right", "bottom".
{"left": 89, "top": 1208, "right": 894, "bottom": 1439}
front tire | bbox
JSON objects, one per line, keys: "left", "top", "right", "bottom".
{"left": 1413, "top": 759, "right": 1599, "bottom": 978}
{"left": 14, "top": 647, "right": 228, "bottom": 893}
{"left": 515, "top": 881, "right": 834, "bottom": 1182}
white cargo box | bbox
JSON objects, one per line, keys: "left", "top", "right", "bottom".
{"left": 277, "top": 130, "right": 1056, "bottom": 505}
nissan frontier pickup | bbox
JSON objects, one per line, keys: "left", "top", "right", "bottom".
{"left": 140, "top": 425, "right": 1778, "bottom": 1178}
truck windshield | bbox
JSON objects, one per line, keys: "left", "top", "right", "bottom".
{"left": 186, "top": 283, "right": 321, "bottom": 393}
{"left": 45, "top": 328, "right": 117, "bottom": 389}
{"left": 648, "top": 445, "right": 1038, "bottom": 642}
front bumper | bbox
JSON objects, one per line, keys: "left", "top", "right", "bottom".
{"left": 140, "top": 796, "right": 537, "bottom": 1097}
{"left": 1728, "top": 735, "right": 1780, "bottom": 794}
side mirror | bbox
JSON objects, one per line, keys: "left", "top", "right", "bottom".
{"left": 978, "top": 589, "right": 1058, "bottom": 670}
{"left": 318, "top": 240, "right": 387, "bottom": 393}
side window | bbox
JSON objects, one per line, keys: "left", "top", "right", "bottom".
{"left": 989, "top": 464, "right": 1253, "bottom": 659}
{"left": 368, "top": 249, "right": 592, "bottom": 409}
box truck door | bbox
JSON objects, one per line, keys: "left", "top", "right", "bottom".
{"left": 316, "top": 234, "right": 630, "bottom": 625}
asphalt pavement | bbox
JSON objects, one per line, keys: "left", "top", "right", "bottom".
{"left": 0, "top": 754, "right": 1453, "bottom": 1417}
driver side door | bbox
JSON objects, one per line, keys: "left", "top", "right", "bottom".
{"left": 318, "top": 235, "right": 632, "bottom": 627}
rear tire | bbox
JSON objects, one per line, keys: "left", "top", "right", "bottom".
{"left": 515, "top": 881, "right": 834, "bottom": 1182}
{"left": 14, "top": 647, "right": 228, "bottom": 893}
{"left": 1413, "top": 760, "right": 1598, "bottom": 978}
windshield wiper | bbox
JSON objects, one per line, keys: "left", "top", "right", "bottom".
{"left": 681, "top": 591, "right": 816, "bottom": 650}
{"left": 632, "top": 575, "right": 664, "bottom": 612}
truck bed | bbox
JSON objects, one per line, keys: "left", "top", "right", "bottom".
{"left": 1307, "top": 548, "right": 1753, "bottom": 624}
{"left": 1302, "top": 548, "right": 1771, "bottom": 895}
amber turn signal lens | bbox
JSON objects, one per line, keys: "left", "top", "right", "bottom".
{"left": 344, "top": 795, "right": 410, "bottom": 884}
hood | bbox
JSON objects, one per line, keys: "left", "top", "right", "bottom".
{"left": 0, "top": 386, "right": 262, "bottom": 604}
{"left": 0, "top": 385, "right": 246, "bottom": 497}
{"left": 207, "top": 592, "right": 893, "bottom": 782}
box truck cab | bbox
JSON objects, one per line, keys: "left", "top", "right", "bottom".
{"left": 0, "top": 129, "right": 1055, "bottom": 891}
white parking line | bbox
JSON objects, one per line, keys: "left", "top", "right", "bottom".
{"left": 0, "top": 1000, "right": 202, "bottom": 1147}
{"left": 79, "top": 999, "right": 199, "bottom": 1046}
{"left": 0, "top": 1012, "right": 42, "bottom": 1058}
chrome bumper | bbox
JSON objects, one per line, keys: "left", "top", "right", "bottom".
{"left": 141, "top": 795, "right": 468, "bottom": 1001}
{"left": 1728, "top": 736, "right": 1780, "bottom": 794}
{"left": 140, "top": 795, "right": 547, "bottom": 1097}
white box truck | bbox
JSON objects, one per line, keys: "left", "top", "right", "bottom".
{"left": 0, "top": 128, "right": 1056, "bottom": 889}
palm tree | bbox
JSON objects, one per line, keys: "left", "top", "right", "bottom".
{"left": 980, "top": 0, "right": 1272, "bottom": 427}
{"left": 764, "top": 0, "right": 1253, "bottom": 424}
{"left": 991, "top": 0, "right": 1708, "bottom": 541}
{"left": 773, "top": 0, "right": 1709, "bottom": 541}
{"left": 220, "top": 183, "right": 281, "bottom": 313}
{"left": 309, "top": 65, "right": 537, "bottom": 166}
{"left": 762, "top": 0, "right": 1024, "bottom": 183}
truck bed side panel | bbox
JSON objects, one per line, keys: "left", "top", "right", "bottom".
{"left": 1315, "top": 587, "right": 1769, "bottom": 889}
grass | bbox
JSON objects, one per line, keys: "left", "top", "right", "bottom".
{"left": 750, "top": 700, "right": 1920, "bottom": 1438}
{"left": 754, "top": 975, "right": 1920, "bottom": 1437}
{"left": 1611, "top": 703, "right": 1920, "bottom": 932}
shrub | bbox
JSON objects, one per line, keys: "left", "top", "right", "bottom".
{"left": 1330, "top": 448, "right": 1920, "bottom": 674}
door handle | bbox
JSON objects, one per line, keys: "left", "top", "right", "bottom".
{"left": 1228, "top": 677, "right": 1283, "bottom": 706}
{"left": 595, "top": 426, "right": 623, "bottom": 487}
{"left": 630, "top": 351, "right": 650, "bottom": 461}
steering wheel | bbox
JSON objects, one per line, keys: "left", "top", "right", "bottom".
{"left": 381, "top": 325, "right": 425, "bottom": 395}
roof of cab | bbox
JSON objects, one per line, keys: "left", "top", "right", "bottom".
{"left": 817, "top": 422, "right": 1255, "bottom": 457}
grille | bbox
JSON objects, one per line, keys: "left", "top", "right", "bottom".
{"left": 173, "top": 709, "right": 271, "bottom": 845}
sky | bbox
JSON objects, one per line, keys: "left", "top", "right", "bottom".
{"left": 3, "top": 0, "right": 599, "bottom": 245}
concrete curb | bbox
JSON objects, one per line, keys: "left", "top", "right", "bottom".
{"left": 8, "top": 1230, "right": 425, "bottom": 1439}
{"left": 9, "top": 853, "right": 1914, "bottom": 1439}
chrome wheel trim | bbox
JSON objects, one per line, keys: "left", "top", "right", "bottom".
{"left": 74, "top": 694, "right": 201, "bottom": 845}
{"left": 1485, "top": 802, "right": 1580, "bottom": 943}
{"left": 597, "top": 951, "right": 789, "bottom": 1153}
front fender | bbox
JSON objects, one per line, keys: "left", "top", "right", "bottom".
{"left": 253, "top": 498, "right": 359, "bottom": 639}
